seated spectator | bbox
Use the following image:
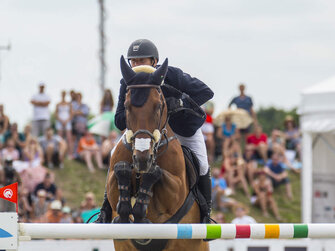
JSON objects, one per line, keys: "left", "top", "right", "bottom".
{"left": 201, "top": 101, "right": 215, "bottom": 164}
{"left": 1, "top": 139, "right": 20, "bottom": 161}
{"left": 101, "top": 131, "right": 119, "bottom": 167}
{"left": 72, "top": 211, "right": 84, "bottom": 223}
{"left": 60, "top": 206, "right": 73, "bottom": 223}
{"left": 284, "top": 115, "right": 301, "bottom": 152}
{"left": 45, "top": 200, "right": 63, "bottom": 223}
{"left": 247, "top": 125, "right": 268, "bottom": 163}
{"left": 77, "top": 130, "right": 103, "bottom": 173}
{"left": 231, "top": 203, "right": 257, "bottom": 224}
{"left": 219, "top": 115, "right": 239, "bottom": 158}
{"left": 0, "top": 104, "right": 9, "bottom": 147}
{"left": 0, "top": 157, "right": 21, "bottom": 186}
{"left": 32, "top": 189, "right": 49, "bottom": 222}
{"left": 224, "top": 149, "right": 250, "bottom": 198}
{"left": 34, "top": 172, "right": 58, "bottom": 201}
{"left": 243, "top": 144, "right": 258, "bottom": 184}
{"left": 252, "top": 171, "right": 281, "bottom": 220}
{"left": 38, "top": 128, "right": 66, "bottom": 169}
{"left": 4, "top": 123, "right": 25, "bottom": 156}
{"left": 264, "top": 153, "right": 293, "bottom": 200}
{"left": 22, "top": 137, "right": 44, "bottom": 167}
{"left": 212, "top": 212, "right": 225, "bottom": 223}
{"left": 100, "top": 89, "right": 114, "bottom": 113}
{"left": 211, "top": 168, "right": 236, "bottom": 212}
{"left": 55, "top": 90, "right": 73, "bottom": 156}
{"left": 18, "top": 187, "right": 33, "bottom": 222}
{"left": 80, "top": 192, "right": 97, "bottom": 211}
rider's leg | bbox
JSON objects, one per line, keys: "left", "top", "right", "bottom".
{"left": 174, "top": 128, "right": 212, "bottom": 222}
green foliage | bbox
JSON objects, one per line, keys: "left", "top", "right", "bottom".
{"left": 256, "top": 106, "right": 299, "bottom": 135}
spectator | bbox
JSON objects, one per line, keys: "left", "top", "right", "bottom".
{"left": 284, "top": 115, "right": 301, "bottom": 153}
{"left": 100, "top": 89, "right": 114, "bottom": 113}
{"left": 80, "top": 192, "right": 97, "bottom": 211}
{"left": 4, "top": 123, "right": 25, "bottom": 156}
{"left": 101, "top": 131, "right": 119, "bottom": 166}
{"left": 1, "top": 139, "right": 20, "bottom": 161}
{"left": 34, "top": 172, "right": 58, "bottom": 201}
{"left": 0, "top": 157, "right": 21, "bottom": 186}
{"left": 264, "top": 153, "right": 293, "bottom": 200}
{"left": 201, "top": 101, "right": 215, "bottom": 164}
{"left": 60, "top": 206, "right": 73, "bottom": 223}
{"left": 18, "top": 187, "right": 33, "bottom": 222}
{"left": 72, "top": 93, "right": 89, "bottom": 138}
{"left": 252, "top": 171, "right": 281, "bottom": 220}
{"left": 55, "top": 90, "right": 73, "bottom": 156}
{"left": 30, "top": 83, "right": 51, "bottom": 137}
{"left": 22, "top": 137, "right": 44, "bottom": 167}
{"left": 247, "top": 125, "right": 268, "bottom": 163}
{"left": 219, "top": 115, "right": 239, "bottom": 158}
{"left": 72, "top": 211, "right": 84, "bottom": 223}
{"left": 38, "top": 128, "right": 67, "bottom": 169}
{"left": 212, "top": 212, "right": 225, "bottom": 223}
{"left": 0, "top": 104, "right": 9, "bottom": 146}
{"left": 45, "top": 200, "right": 63, "bottom": 223}
{"left": 211, "top": 168, "right": 236, "bottom": 212}
{"left": 32, "top": 189, "right": 49, "bottom": 222}
{"left": 243, "top": 144, "right": 258, "bottom": 184}
{"left": 77, "top": 130, "right": 103, "bottom": 173}
{"left": 231, "top": 203, "right": 257, "bottom": 224}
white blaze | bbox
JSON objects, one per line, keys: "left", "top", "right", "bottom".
{"left": 134, "top": 138, "right": 151, "bottom": 152}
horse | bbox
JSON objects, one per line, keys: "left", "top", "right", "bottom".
{"left": 106, "top": 56, "right": 209, "bottom": 251}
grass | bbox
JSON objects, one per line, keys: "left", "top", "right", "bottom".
{"left": 53, "top": 159, "right": 301, "bottom": 223}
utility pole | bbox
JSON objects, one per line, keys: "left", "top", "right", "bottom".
{"left": 0, "top": 43, "right": 11, "bottom": 82}
{"left": 98, "top": 0, "right": 106, "bottom": 98}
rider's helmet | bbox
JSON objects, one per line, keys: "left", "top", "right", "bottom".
{"left": 127, "top": 39, "right": 159, "bottom": 63}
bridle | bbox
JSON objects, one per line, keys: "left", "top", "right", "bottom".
{"left": 125, "top": 84, "right": 170, "bottom": 167}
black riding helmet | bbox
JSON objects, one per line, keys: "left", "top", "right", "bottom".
{"left": 127, "top": 39, "right": 159, "bottom": 65}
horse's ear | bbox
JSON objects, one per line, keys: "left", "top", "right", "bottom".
{"left": 153, "top": 58, "right": 168, "bottom": 85}
{"left": 120, "top": 55, "right": 136, "bottom": 83}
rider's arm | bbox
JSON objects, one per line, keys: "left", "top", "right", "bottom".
{"left": 166, "top": 66, "right": 214, "bottom": 107}
{"left": 114, "top": 80, "right": 127, "bottom": 131}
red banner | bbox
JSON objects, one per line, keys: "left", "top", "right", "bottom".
{"left": 0, "top": 183, "right": 18, "bottom": 212}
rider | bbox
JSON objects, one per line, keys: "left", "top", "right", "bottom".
{"left": 96, "top": 39, "right": 214, "bottom": 223}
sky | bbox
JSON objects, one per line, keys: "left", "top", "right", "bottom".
{"left": 0, "top": 0, "right": 335, "bottom": 128}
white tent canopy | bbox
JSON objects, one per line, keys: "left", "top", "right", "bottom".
{"left": 300, "top": 76, "right": 335, "bottom": 223}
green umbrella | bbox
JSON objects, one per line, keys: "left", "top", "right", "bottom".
{"left": 87, "top": 111, "right": 117, "bottom": 137}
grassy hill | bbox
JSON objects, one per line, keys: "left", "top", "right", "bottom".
{"left": 53, "top": 160, "right": 301, "bottom": 223}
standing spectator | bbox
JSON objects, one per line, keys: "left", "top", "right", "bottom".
{"left": 38, "top": 128, "right": 67, "bottom": 169}
{"left": 100, "top": 89, "right": 114, "bottom": 113}
{"left": 252, "top": 171, "right": 281, "bottom": 220}
{"left": 55, "top": 90, "right": 73, "bottom": 156}
{"left": 72, "top": 93, "right": 90, "bottom": 138}
{"left": 34, "top": 172, "right": 58, "bottom": 201}
{"left": 247, "top": 125, "right": 268, "bottom": 163}
{"left": 264, "top": 152, "right": 293, "bottom": 199}
{"left": 231, "top": 203, "right": 257, "bottom": 224}
{"left": 77, "top": 130, "right": 103, "bottom": 172}
{"left": 32, "top": 189, "right": 49, "bottom": 222}
{"left": 201, "top": 101, "right": 215, "bottom": 164}
{"left": 30, "top": 83, "right": 51, "bottom": 137}
{"left": 101, "top": 131, "right": 119, "bottom": 166}
{"left": 0, "top": 104, "right": 9, "bottom": 146}
{"left": 45, "top": 200, "right": 63, "bottom": 223}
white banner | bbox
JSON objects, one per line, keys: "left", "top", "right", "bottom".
{"left": 0, "top": 212, "right": 17, "bottom": 249}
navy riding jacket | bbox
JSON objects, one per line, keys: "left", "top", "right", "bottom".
{"left": 115, "top": 66, "right": 214, "bottom": 137}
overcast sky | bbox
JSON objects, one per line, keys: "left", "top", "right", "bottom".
{"left": 1, "top": 0, "right": 335, "bottom": 128}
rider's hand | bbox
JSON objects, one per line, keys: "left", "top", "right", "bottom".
{"left": 165, "top": 97, "right": 183, "bottom": 112}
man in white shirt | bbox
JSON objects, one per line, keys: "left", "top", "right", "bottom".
{"left": 31, "top": 83, "right": 51, "bottom": 137}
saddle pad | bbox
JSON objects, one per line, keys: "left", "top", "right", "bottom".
{"left": 181, "top": 145, "right": 200, "bottom": 189}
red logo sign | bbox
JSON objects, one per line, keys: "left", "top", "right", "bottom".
{"left": 3, "top": 189, "right": 13, "bottom": 199}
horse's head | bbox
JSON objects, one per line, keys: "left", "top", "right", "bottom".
{"left": 120, "top": 56, "right": 169, "bottom": 173}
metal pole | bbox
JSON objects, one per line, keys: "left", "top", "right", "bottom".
{"left": 0, "top": 43, "right": 11, "bottom": 82}
{"left": 98, "top": 0, "right": 106, "bottom": 97}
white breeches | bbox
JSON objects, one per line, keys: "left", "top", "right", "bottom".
{"left": 111, "top": 128, "right": 209, "bottom": 176}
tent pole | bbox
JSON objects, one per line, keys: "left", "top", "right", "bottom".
{"left": 302, "top": 132, "right": 313, "bottom": 223}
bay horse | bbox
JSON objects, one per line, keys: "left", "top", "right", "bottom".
{"left": 106, "top": 56, "right": 209, "bottom": 251}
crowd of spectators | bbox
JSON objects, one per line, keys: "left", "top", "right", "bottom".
{"left": 0, "top": 82, "right": 118, "bottom": 223}
{"left": 202, "top": 83, "right": 301, "bottom": 223}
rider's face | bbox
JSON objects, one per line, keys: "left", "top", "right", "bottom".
{"left": 130, "top": 58, "right": 156, "bottom": 68}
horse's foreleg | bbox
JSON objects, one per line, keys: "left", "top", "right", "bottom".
{"left": 133, "top": 165, "right": 162, "bottom": 223}
{"left": 113, "top": 161, "right": 133, "bottom": 223}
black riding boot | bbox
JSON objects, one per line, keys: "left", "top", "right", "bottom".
{"left": 94, "top": 190, "right": 113, "bottom": 223}
{"left": 198, "top": 170, "right": 212, "bottom": 224}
